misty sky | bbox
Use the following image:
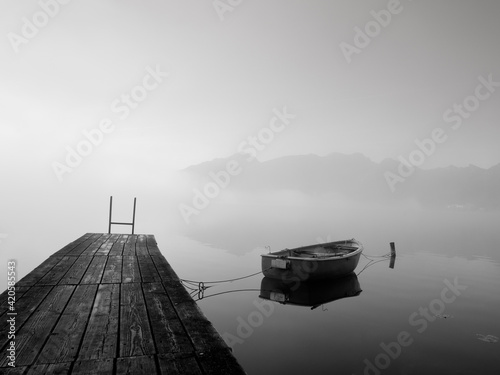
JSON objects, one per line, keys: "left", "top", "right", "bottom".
{"left": 2, "top": 0, "right": 500, "bottom": 188}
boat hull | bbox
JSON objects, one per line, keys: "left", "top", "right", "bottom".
{"left": 261, "top": 239, "right": 363, "bottom": 281}
{"left": 259, "top": 272, "right": 362, "bottom": 307}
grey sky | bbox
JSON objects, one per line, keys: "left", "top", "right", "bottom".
{"left": 1, "top": 0, "right": 500, "bottom": 187}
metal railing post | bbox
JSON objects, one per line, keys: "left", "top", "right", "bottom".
{"left": 108, "top": 196, "right": 113, "bottom": 233}
{"left": 132, "top": 197, "right": 137, "bottom": 234}
{"left": 108, "top": 196, "right": 137, "bottom": 234}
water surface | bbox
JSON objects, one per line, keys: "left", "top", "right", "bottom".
{"left": 162, "top": 205, "right": 500, "bottom": 375}
{"left": 3, "top": 201, "right": 499, "bottom": 374}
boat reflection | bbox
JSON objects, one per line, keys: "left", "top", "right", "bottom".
{"left": 259, "top": 272, "right": 362, "bottom": 309}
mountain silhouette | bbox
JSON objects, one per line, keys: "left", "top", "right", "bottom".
{"left": 181, "top": 153, "right": 500, "bottom": 210}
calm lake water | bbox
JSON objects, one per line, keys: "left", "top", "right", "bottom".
{"left": 158, "top": 203, "right": 500, "bottom": 375}
{"left": 2, "top": 198, "right": 499, "bottom": 374}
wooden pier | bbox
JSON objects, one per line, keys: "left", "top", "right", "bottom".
{"left": 0, "top": 233, "right": 246, "bottom": 374}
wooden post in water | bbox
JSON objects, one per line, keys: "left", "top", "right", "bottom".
{"left": 389, "top": 242, "right": 396, "bottom": 269}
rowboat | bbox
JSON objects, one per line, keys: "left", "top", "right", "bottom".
{"left": 261, "top": 238, "right": 363, "bottom": 281}
{"left": 260, "top": 272, "right": 362, "bottom": 309}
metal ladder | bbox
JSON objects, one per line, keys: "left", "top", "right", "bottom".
{"left": 108, "top": 196, "right": 136, "bottom": 234}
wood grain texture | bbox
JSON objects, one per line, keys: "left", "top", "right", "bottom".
{"left": 58, "top": 256, "right": 94, "bottom": 285}
{"left": 122, "top": 235, "right": 136, "bottom": 256}
{"left": 51, "top": 233, "right": 93, "bottom": 257}
{"left": 37, "top": 284, "right": 98, "bottom": 364}
{"left": 0, "top": 286, "right": 53, "bottom": 350}
{"left": 0, "top": 285, "right": 30, "bottom": 320}
{"left": 72, "top": 358, "right": 114, "bottom": 374}
{"left": 26, "top": 362, "right": 72, "bottom": 374}
{"left": 142, "top": 283, "right": 192, "bottom": 354}
{"left": 80, "top": 256, "right": 107, "bottom": 284}
{"left": 102, "top": 256, "right": 122, "bottom": 284}
{"left": 38, "top": 256, "right": 78, "bottom": 285}
{"left": 137, "top": 255, "right": 162, "bottom": 283}
{"left": 16, "top": 256, "right": 63, "bottom": 287}
{"left": 0, "top": 233, "right": 246, "bottom": 374}
{"left": 78, "top": 283, "right": 120, "bottom": 360}
{"left": 1, "top": 285, "right": 75, "bottom": 366}
{"left": 116, "top": 355, "right": 157, "bottom": 375}
{"left": 119, "top": 283, "right": 155, "bottom": 357}
{"left": 109, "top": 235, "right": 128, "bottom": 257}
{"left": 158, "top": 353, "right": 203, "bottom": 375}
{"left": 122, "top": 256, "right": 140, "bottom": 283}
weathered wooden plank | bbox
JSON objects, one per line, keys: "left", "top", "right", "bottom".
{"left": 78, "top": 283, "right": 119, "bottom": 360}
{"left": 2, "top": 366, "right": 27, "bottom": 374}
{"left": 172, "top": 299, "right": 230, "bottom": 354}
{"left": 0, "top": 285, "right": 75, "bottom": 367}
{"left": 65, "top": 233, "right": 103, "bottom": 257}
{"left": 25, "top": 362, "right": 71, "bottom": 374}
{"left": 123, "top": 235, "right": 137, "bottom": 256}
{"left": 0, "top": 285, "right": 30, "bottom": 319}
{"left": 138, "top": 255, "right": 162, "bottom": 283}
{"left": 116, "top": 355, "right": 157, "bottom": 375}
{"left": 162, "top": 280, "right": 193, "bottom": 305}
{"left": 122, "top": 256, "right": 140, "bottom": 283}
{"left": 158, "top": 353, "right": 202, "bottom": 375}
{"left": 50, "top": 233, "right": 93, "bottom": 257}
{"left": 0, "top": 286, "right": 53, "bottom": 350}
{"left": 198, "top": 348, "right": 247, "bottom": 375}
{"left": 101, "top": 255, "right": 123, "bottom": 284}
{"left": 57, "top": 256, "right": 93, "bottom": 285}
{"left": 16, "top": 256, "right": 64, "bottom": 287}
{"left": 95, "top": 233, "right": 120, "bottom": 256}
{"left": 119, "top": 283, "right": 155, "bottom": 357}
{"left": 142, "top": 283, "right": 193, "bottom": 354}
{"left": 109, "top": 234, "right": 128, "bottom": 256}
{"left": 71, "top": 358, "right": 114, "bottom": 374}
{"left": 146, "top": 235, "right": 163, "bottom": 257}
{"left": 171, "top": 300, "right": 206, "bottom": 323}
{"left": 38, "top": 256, "right": 78, "bottom": 286}
{"left": 151, "top": 256, "right": 180, "bottom": 283}
{"left": 0, "top": 233, "right": 246, "bottom": 374}
{"left": 181, "top": 319, "right": 229, "bottom": 357}
{"left": 136, "top": 234, "right": 149, "bottom": 256}
{"left": 80, "top": 256, "right": 107, "bottom": 284}
{"left": 36, "top": 284, "right": 98, "bottom": 364}
{"left": 79, "top": 234, "right": 111, "bottom": 256}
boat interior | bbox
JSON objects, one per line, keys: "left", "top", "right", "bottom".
{"left": 280, "top": 243, "right": 359, "bottom": 258}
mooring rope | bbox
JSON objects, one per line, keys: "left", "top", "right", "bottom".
{"left": 181, "top": 251, "right": 393, "bottom": 297}
{"left": 180, "top": 267, "right": 272, "bottom": 286}
{"left": 356, "top": 257, "right": 391, "bottom": 276}
{"left": 362, "top": 252, "right": 392, "bottom": 259}
{"left": 191, "top": 288, "right": 262, "bottom": 301}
